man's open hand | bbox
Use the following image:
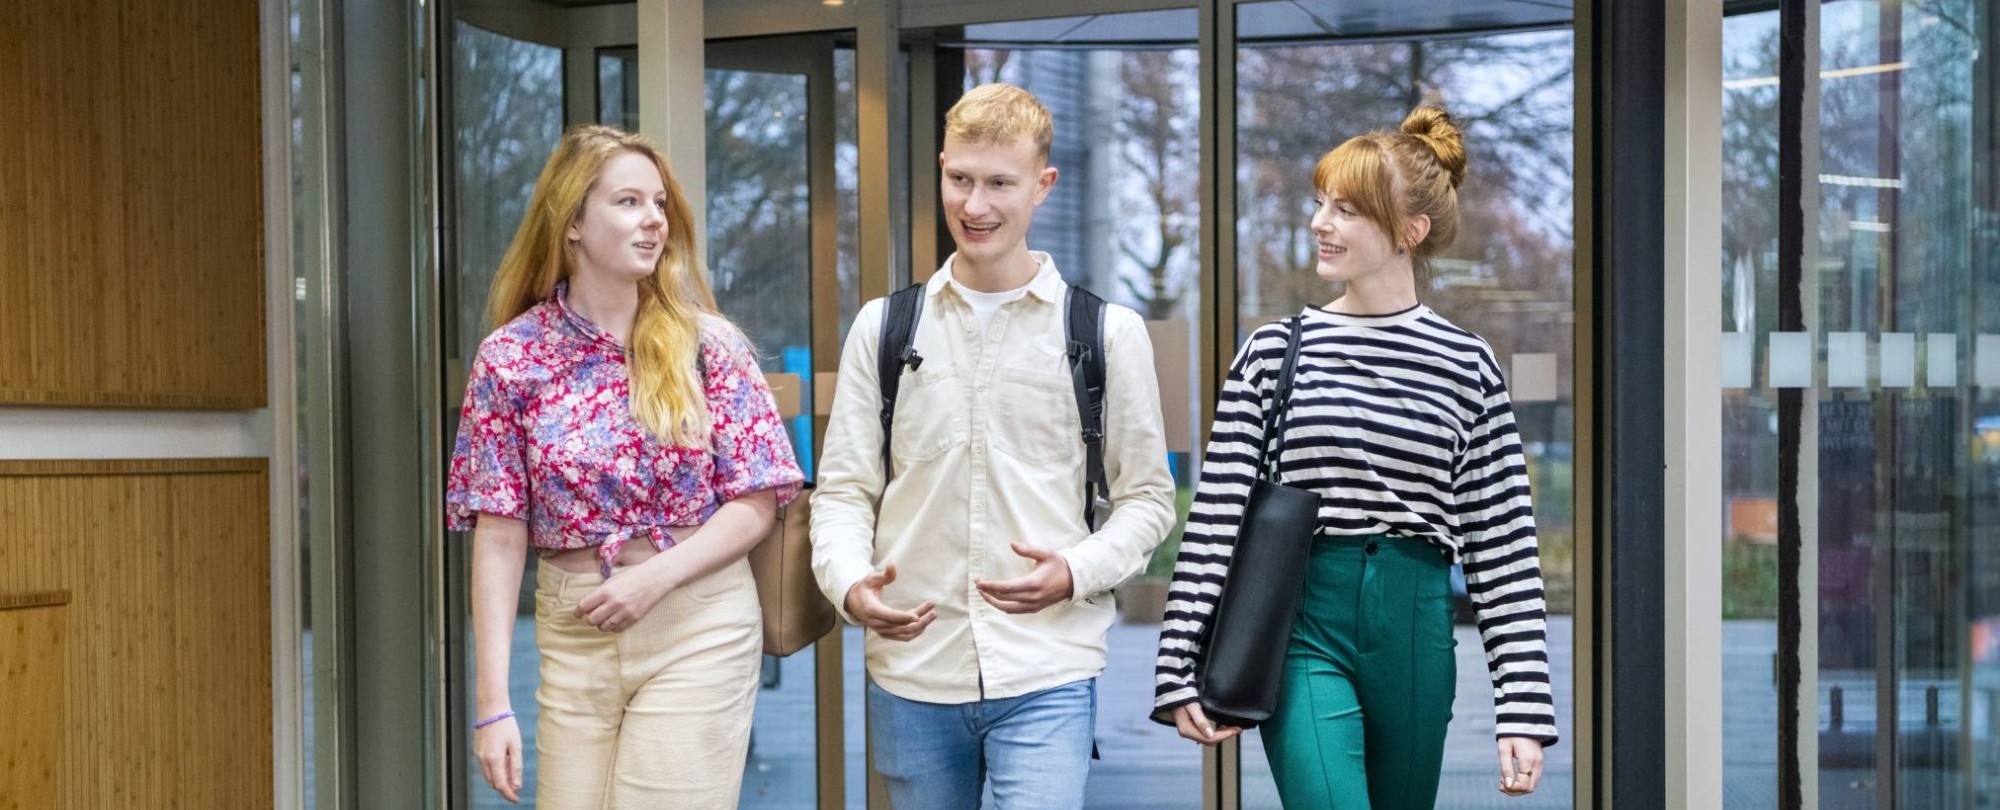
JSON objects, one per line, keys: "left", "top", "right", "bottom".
{"left": 845, "top": 564, "right": 938, "bottom": 641}
{"left": 974, "top": 542, "right": 1075, "bottom": 614}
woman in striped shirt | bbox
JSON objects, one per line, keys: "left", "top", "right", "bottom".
{"left": 1153, "top": 107, "right": 1557, "bottom": 807}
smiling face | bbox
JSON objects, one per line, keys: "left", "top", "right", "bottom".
{"left": 1309, "top": 191, "right": 1405, "bottom": 284}
{"left": 567, "top": 150, "right": 669, "bottom": 285}
{"left": 939, "top": 132, "right": 1057, "bottom": 271}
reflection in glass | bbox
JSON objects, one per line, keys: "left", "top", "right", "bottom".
{"left": 1721, "top": 0, "right": 1999, "bottom": 804}
{"left": 291, "top": 0, "right": 333, "bottom": 804}
{"left": 836, "top": 48, "right": 861, "bottom": 337}
{"left": 1719, "top": 8, "right": 1782, "bottom": 806}
{"left": 834, "top": 46, "right": 868, "bottom": 810}
{"left": 453, "top": 23, "right": 565, "bottom": 368}
{"left": 1811, "top": 1, "right": 1996, "bottom": 805}
{"left": 449, "top": 20, "right": 566, "bottom": 810}
{"left": 704, "top": 60, "right": 817, "bottom": 808}
{"left": 954, "top": 17, "right": 1206, "bottom": 805}
{"left": 598, "top": 48, "right": 640, "bottom": 134}
{"left": 1232, "top": 7, "right": 1576, "bottom": 806}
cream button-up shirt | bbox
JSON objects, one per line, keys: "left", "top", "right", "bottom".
{"left": 811, "top": 253, "right": 1177, "bottom": 703}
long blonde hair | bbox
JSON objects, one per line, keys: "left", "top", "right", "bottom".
{"left": 487, "top": 124, "right": 722, "bottom": 447}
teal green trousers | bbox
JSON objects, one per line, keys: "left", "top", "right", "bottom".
{"left": 1261, "top": 534, "right": 1458, "bottom": 810}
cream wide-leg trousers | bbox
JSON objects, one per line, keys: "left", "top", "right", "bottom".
{"left": 532, "top": 555, "right": 762, "bottom": 809}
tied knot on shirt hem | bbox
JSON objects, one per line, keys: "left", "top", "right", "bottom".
{"left": 598, "top": 525, "right": 677, "bottom": 578}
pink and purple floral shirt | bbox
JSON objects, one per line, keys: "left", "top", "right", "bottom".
{"left": 446, "top": 282, "right": 804, "bottom": 576}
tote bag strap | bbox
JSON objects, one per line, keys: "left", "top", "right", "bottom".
{"left": 1258, "top": 316, "right": 1304, "bottom": 482}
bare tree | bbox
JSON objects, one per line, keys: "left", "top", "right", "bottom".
{"left": 453, "top": 22, "right": 563, "bottom": 350}
{"left": 705, "top": 68, "right": 814, "bottom": 363}
{"left": 1115, "top": 51, "right": 1200, "bottom": 320}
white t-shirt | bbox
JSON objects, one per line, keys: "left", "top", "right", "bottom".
{"left": 950, "top": 279, "right": 1030, "bottom": 338}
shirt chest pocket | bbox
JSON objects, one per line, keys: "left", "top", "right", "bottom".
{"left": 890, "top": 362, "right": 969, "bottom": 464}
{"left": 990, "top": 362, "right": 1081, "bottom": 465}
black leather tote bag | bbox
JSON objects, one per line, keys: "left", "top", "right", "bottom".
{"left": 1195, "top": 316, "right": 1321, "bottom": 728}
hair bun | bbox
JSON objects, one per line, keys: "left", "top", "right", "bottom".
{"left": 1400, "top": 106, "right": 1467, "bottom": 189}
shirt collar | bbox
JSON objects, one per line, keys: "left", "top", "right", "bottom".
{"left": 547, "top": 280, "right": 622, "bottom": 348}
{"left": 928, "top": 251, "right": 1067, "bottom": 304}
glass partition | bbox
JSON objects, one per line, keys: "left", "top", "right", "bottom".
{"left": 1719, "top": 7, "right": 1783, "bottom": 806}
{"left": 447, "top": 19, "right": 567, "bottom": 809}
{"left": 1718, "top": 0, "right": 2000, "bottom": 804}
{"left": 603, "top": 33, "right": 864, "bottom": 807}
{"left": 1811, "top": 0, "right": 1996, "bottom": 804}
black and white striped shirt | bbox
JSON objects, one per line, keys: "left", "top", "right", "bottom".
{"left": 1153, "top": 304, "right": 1559, "bottom": 744}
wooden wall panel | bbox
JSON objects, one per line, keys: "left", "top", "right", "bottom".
{"left": 0, "top": 0, "right": 265, "bottom": 409}
{"left": 0, "top": 597, "right": 68, "bottom": 810}
{"left": 0, "top": 460, "right": 270, "bottom": 809}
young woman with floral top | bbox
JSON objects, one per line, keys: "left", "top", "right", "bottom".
{"left": 446, "top": 125, "right": 803, "bottom": 808}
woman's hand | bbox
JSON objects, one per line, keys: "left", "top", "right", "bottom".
{"left": 474, "top": 713, "right": 524, "bottom": 803}
{"left": 578, "top": 564, "right": 674, "bottom": 633}
{"left": 1497, "top": 736, "right": 1545, "bottom": 796}
{"left": 1173, "top": 702, "right": 1242, "bottom": 746}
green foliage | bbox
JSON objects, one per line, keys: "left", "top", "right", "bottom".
{"left": 1538, "top": 528, "right": 1575, "bottom": 615}
{"left": 1723, "top": 536, "right": 1781, "bottom": 619}
{"left": 1142, "top": 486, "right": 1196, "bottom": 581}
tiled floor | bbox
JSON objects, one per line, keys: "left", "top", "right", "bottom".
{"left": 302, "top": 615, "right": 1892, "bottom": 808}
{"left": 308, "top": 614, "right": 1585, "bottom": 808}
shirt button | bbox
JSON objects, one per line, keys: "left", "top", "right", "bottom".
{"left": 977, "top": 384, "right": 988, "bottom": 392}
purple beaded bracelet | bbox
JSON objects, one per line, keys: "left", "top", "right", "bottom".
{"left": 473, "top": 710, "right": 516, "bottom": 730}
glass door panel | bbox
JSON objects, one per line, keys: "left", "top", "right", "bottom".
{"left": 704, "top": 35, "right": 828, "bottom": 808}
{"left": 1718, "top": 7, "right": 1783, "bottom": 806}
{"left": 1812, "top": 1, "right": 1995, "bottom": 805}
{"left": 602, "top": 31, "right": 864, "bottom": 808}
{"left": 445, "top": 17, "right": 567, "bottom": 809}
{"left": 445, "top": 20, "right": 858, "bottom": 808}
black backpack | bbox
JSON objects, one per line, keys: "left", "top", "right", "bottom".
{"left": 876, "top": 282, "right": 1110, "bottom": 530}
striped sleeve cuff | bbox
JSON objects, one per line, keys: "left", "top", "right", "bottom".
{"left": 1152, "top": 684, "right": 1199, "bottom": 726}
{"left": 1495, "top": 720, "right": 1560, "bottom": 747}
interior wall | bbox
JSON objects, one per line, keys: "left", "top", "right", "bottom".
{"left": 0, "top": 0, "right": 266, "bottom": 409}
{"left": 0, "top": 460, "right": 273, "bottom": 809}
{"left": 0, "top": 1, "right": 282, "bottom": 808}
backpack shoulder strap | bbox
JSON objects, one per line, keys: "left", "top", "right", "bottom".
{"left": 877, "top": 283, "right": 928, "bottom": 476}
{"left": 1063, "top": 285, "right": 1110, "bottom": 530}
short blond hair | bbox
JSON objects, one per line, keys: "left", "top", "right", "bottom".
{"left": 944, "top": 83, "right": 1053, "bottom": 160}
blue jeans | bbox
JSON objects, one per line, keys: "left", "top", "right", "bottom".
{"left": 867, "top": 678, "right": 1098, "bottom": 810}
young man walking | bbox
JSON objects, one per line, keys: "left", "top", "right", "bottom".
{"left": 811, "top": 83, "right": 1177, "bottom": 809}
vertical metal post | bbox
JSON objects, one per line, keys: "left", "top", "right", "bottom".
{"left": 805, "top": 35, "right": 848, "bottom": 810}
{"left": 856, "top": 0, "right": 900, "bottom": 303}
{"left": 1663, "top": 0, "right": 1725, "bottom": 803}
{"left": 1200, "top": 5, "right": 1235, "bottom": 805}
{"left": 1775, "top": 0, "right": 1823, "bottom": 803}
